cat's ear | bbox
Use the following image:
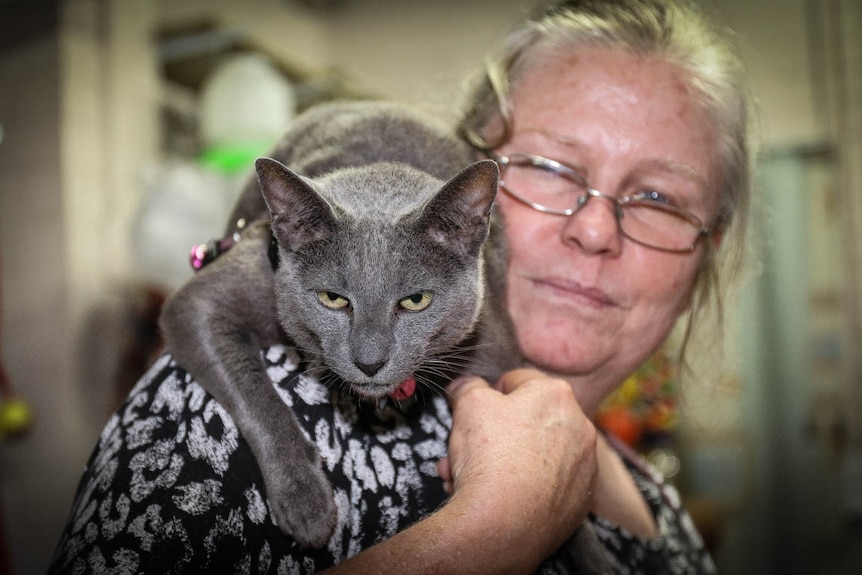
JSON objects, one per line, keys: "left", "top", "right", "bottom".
{"left": 419, "top": 159, "right": 499, "bottom": 257}
{"left": 255, "top": 157, "right": 336, "bottom": 251}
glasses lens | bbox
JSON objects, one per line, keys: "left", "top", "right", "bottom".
{"left": 620, "top": 201, "right": 702, "bottom": 251}
{"left": 501, "top": 156, "right": 587, "bottom": 213}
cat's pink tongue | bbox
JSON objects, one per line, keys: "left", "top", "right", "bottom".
{"left": 389, "top": 376, "right": 417, "bottom": 401}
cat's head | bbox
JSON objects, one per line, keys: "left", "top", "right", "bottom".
{"left": 256, "top": 157, "right": 498, "bottom": 399}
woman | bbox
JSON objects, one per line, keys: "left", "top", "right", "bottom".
{"left": 336, "top": 0, "right": 754, "bottom": 571}
{"left": 50, "top": 0, "right": 754, "bottom": 573}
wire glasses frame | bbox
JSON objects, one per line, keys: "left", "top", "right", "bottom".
{"left": 493, "top": 154, "right": 712, "bottom": 253}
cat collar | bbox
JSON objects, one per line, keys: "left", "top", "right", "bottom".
{"left": 189, "top": 218, "right": 280, "bottom": 272}
{"left": 189, "top": 217, "right": 247, "bottom": 271}
{"left": 189, "top": 235, "right": 239, "bottom": 271}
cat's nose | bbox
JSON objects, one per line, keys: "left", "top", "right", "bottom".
{"left": 355, "top": 360, "right": 386, "bottom": 377}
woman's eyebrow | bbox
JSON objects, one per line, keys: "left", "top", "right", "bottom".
{"left": 524, "top": 129, "right": 711, "bottom": 188}
{"left": 634, "top": 158, "right": 709, "bottom": 188}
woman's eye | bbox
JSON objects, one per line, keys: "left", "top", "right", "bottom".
{"left": 398, "top": 291, "right": 433, "bottom": 312}
{"left": 317, "top": 291, "right": 350, "bottom": 309}
{"left": 518, "top": 165, "right": 579, "bottom": 193}
{"left": 632, "top": 189, "right": 674, "bottom": 205}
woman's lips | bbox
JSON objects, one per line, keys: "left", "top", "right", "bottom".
{"left": 532, "top": 276, "right": 617, "bottom": 308}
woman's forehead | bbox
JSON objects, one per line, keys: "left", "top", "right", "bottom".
{"left": 508, "top": 48, "right": 723, "bottom": 207}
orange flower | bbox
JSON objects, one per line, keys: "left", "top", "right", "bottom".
{"left": 597, "top": 405, "right": 643, "bottom": 447}
{"left": 597, "top": 349, "right": 678, "bottom": 449}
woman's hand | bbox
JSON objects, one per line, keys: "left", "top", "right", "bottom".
{"left": 441, "top": 368, "right": 599, "bottom": 570}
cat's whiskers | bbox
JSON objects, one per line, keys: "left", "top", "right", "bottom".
{"left": 422, "top": 342, "right": 515, "bottom": 387}
{"left": 416, "top": 374, "right": 446, "bottom": 392}
{"left": 296, "top": 360, "right": 343, "bottom": 392}
{"left": 284, "top": 322, "right": 513, "bottom": 408}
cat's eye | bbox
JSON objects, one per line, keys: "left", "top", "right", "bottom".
{"left": 317, "top": 291, "right": 350, "bottom": 309}
{"left": 398, "top": 291, "right": 433, "bottom": 312}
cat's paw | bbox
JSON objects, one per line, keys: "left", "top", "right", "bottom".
{"left": 264, "top": 456, "right": 338, "bottom": 548}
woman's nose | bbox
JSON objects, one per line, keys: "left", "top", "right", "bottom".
{"left": 560, "top": 193, "right": 623, "bottom": 255}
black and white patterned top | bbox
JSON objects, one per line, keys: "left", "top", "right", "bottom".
{"left": 49, "top": 345, "right": 715, "bottom": 574}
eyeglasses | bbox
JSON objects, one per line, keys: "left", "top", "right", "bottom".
{"left": 492, "top": 154, "right": 712, "bottom": 253}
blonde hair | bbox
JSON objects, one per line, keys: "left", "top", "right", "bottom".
{"left": 458, "top": 0, "right": 759, "bottom": 371}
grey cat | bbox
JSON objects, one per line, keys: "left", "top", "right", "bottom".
{"left": 160, "top": 101, "right": 520, "bottom": 547}
{"left": 160, "top": 101, "right": 610, "bottom": 573}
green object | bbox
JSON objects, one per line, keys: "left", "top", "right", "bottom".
{"left": 199, "top": 143, "right": 270, "bottom": 175}
{"left": 0, "top": 397, "right": 33, "bottom": 439}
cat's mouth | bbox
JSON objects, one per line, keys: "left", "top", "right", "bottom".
{"left": 351, "top": 375, "right": 417, "bottom": 402}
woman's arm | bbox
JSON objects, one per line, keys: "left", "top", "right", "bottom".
{"left": 321, "top": 369, "right": 599, "bottom": 575}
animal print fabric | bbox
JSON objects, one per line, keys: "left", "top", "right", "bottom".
{"left": 50, "top": 345, "right": 715, "bottom": 574}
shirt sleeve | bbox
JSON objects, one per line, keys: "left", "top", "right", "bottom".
{"left": 47, "top": 353, "right": 296, "bottom": 573}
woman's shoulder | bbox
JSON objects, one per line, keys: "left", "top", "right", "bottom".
{"left": 49, "top": 352, "right": 287, "bottom": 572}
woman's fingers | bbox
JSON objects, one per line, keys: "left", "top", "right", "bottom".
{"left": 492, "top": 367, "right": 552, "bottom": 394}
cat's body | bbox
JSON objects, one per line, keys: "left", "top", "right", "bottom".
{"left": 160, "top": 101, "right": 520, "bottom": 547}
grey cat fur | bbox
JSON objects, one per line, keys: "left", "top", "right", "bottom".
{"left": 160, "top": 101, "right": 520, "bottom": 547}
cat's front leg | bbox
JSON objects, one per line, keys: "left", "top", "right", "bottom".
{"left": 161, "top": 229, "right": 338, "bottom": 547}
{"left": 229, "top": 367, "right": 338, "bottom": 548}
{"left": 169, "top": 306, "right": 339, "bottom": 548}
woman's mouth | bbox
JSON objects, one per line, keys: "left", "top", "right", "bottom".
{"left": 532, "top": 277, "right": 617, "bottom": 308}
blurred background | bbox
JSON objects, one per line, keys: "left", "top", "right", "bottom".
{"left": 0, "top": 0, "right": 860, "bottom": 573}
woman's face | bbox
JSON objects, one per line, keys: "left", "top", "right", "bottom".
{"left": 497, "top": 47, "right": 723, "bottom": 414}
